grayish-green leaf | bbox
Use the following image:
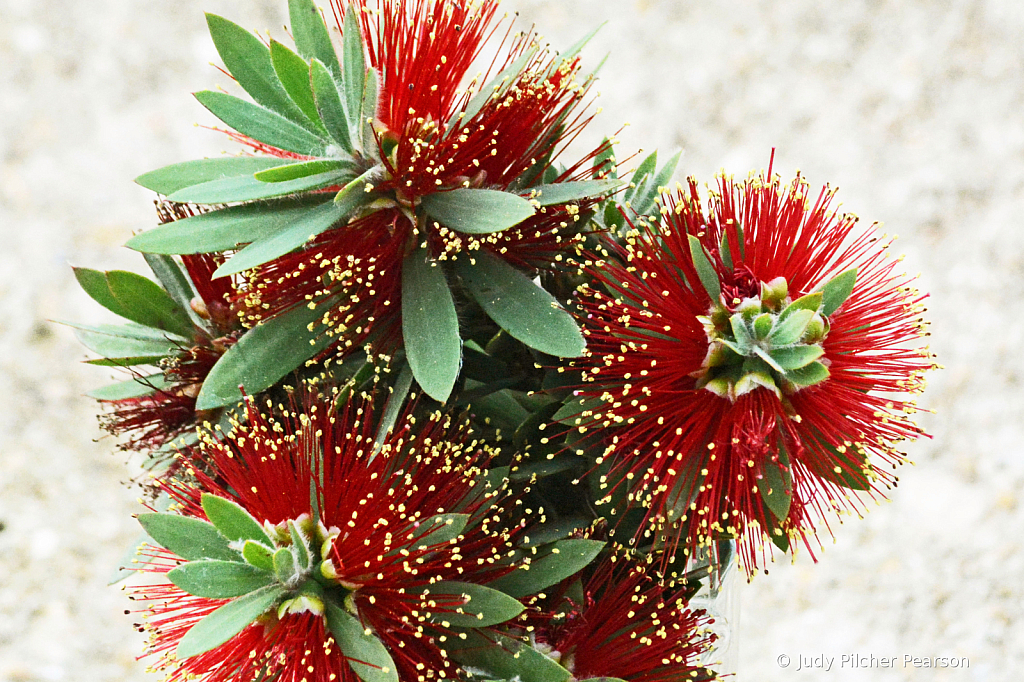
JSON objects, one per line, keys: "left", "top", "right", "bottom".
{"left": 445, "top": 631, "right": 572, "bottom": 682}
{"left": 311, "top": 58, "right": 354, "bottom": 151}
{"left": 521, "top": 179, "right": 622, "bottom": 207}
{"left": 135, "top": 156, "right": 284, "bottom": 195}
{"left": 212, "top": 200, "right": 347, "bottom": 277}
{"left": 168, "top": 167, "right": 348, "bottom": 204}
{"left": 255, "top": 159, "right": 350, "bottom": 183}
{"left": 127, "top": 198, "right": 331, "bottom": 255}
{"left": 422, "top": 581, "right": 524, "bottom": 627}
{"left": 456, "top": 252, "right": 584, "bottom": 357}
{"left": 87, "top": 373, "right": 171, "bottom": 401}
{"left": 195, "top": 298, "right": 335, "bottom": 409}
{"left": 373, "top": 363, "right": 414, "bottom": 448}
{"left": 819, "top": 268, "right": 858, "bottom": 317}
{"left": 687, "top": 235, "right": 721, "bottom": 301}
{"left": 422, "top": 189, "right": 535, "bottom": 235}
{"left": 326, "top": 604, "right": 399, "bottom": 682}
{"left": 202, "top": 494, "right": 273, "bottom": 546}
{"left": 761, "top": 442, "right": 793, "bottom": 522}
{"left": 269, "top": 39, "right": 324, "bottom": 128}
{"left": 74, "top": 267, "right": 194, "bottom": 338}
{"left": 487, "top": 539, "right": 605, "bottom": 598}
{"left": 401, "top": 248, "right": 461, "bottom": 402}
{"left": 785, "top": 360, "right": 830, "bottom": 387}
{"left": 288, "top": 0, "right": 341, "bottom": 77}
{"left": 194, "top": 90, "right": 325, "bottom": 156}
{"left": 342, "top": 6, "right": 366, "bottom": 135}
{"left": 176, "top": 585, "right": 285, "bottom": 659}
{"left": 768, "top": 309, "right": 815, "bottom": 346}
{"left": 137, "top": 513, "right": 238, "bottom": 562}
{"left": 242, "top": 540, "right": 276, "bottom": 572}
{"left": 770, "top": 345, "right": 824, "bottom": 371}
{"left": 415, "top": 513, "right": 470, "bottom": 549}
{"left": 168, "top": 560, "right": 275, "bottom": 598}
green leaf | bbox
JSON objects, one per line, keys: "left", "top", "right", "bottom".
{"left": 273, "top": 547, "right": 297, "bottom": 583}
{"left": 806, "top": 439, "right": 872, "bottom": 491}
{"left": 269, "top": 39, "right": 323, "bottom": 128}
{"left": 373, "top": 363, "right": 414, "bottom": 447}
{"left": 202, "top": 494, "right": 273, "bottom": 546}
{"left": 422, "top": 189, "right": 535, "bottom": 235}
{"left": 168, "top": 167, "right": 349, "bottom": 204}
{"left": 108, "top": 531, "right": 152, "bottom": 585}
{"left": 423, "top": 581, "right": 524, "bottom": 627}
{"left": 242, "top": 541, "right": 276, "bottom": 572}
{"left": 137, "top": 513, "right": 239, "bottom": 562}
{"left": 288, "top": 520, "right": 311, "bottom": 570}
{"left": 74, "top": 267, "right": 194, "bottom": 338}
{"left": 177, "top": 585, "right": 285, "bottom": 659}
{"left": 401, "top": 248, "right": 461, "bottom": 402}
{"left": 194, "top": 90, "right": 325, "bottom": 156}
{"left": 168, "top": 560, "right": 275, "bottom": 598}
{"left": 687, "top": 235, "right": 721, "bottom": 301}
{"left": 195, "top": 298, "right": 335, "bottom": 409}
{"left": 213, "top": 201, "right": 347, "bottom": 277}
{"left": 487, "top": 539, "right": 605, "bottom": 598}
{"left": 135, "top": 156, "right": 284, "bottom": 195}
{"left": 593, "top": 137, "right": 617, "bottom": 179}
{"left": 520, "top": 179, "right": 622, "bottom": 206}
{"left": 87, "top": 373, "right": 171, "bottom": 400}
{"left": 784, "top": 360, "right": 830, "bottom": 387}
{"left": 255, "top": 159, "right": 350, "bottom": 183}
{"left": 632, "top": 149, "right": 680, "bottom": 217}
{"left": 205, "top": 14, "right": 316, "bottom": 131}
{"left": 74, "top": 327, "right": 179, "bottom": 364}
{"left": 415, "top": 513, "right": 470, "bottom": 549}
{"left": 761, "top": 441, "right": 793, "bottom": 522}
{"left": 359, "top": 67, "right": 379, "bottom": 156}
{"left": 143, "top": 253, "right": 212, "bottom": 335}
{"left": 311, "top": 58, "right": 354, "bottom": 151}
{"left": 770, "top": 345, "right": 824, "bottom": 371}
{"left": 556, "top": 22, "right": 604, "bottom": 67}
{"left": 623, "top": 151, "right": 657, "bottom": 204}
{"left": 342, "top": 6, "right": 367, "bottom": 136}
{"left": 781, "top": 292, "right": 823, "bottom": 318}
{"left": 819, "top": 268, "right": 857, "bottom": 316}
{"left": 551, "top": 395, "right": 604, "bottom": 427}
{"left": 456, "top": 252, "right": 585, "bottom": 358}
{"left": 288, "top": 0, "right": 341, "bottom": 77}
{"left": 445, "top": 631, "right": 572, "bottom": 682}
{"left": 326, "top": 604, "right": 399, "bottom": 682}
{"left": 127, "top": 198, "right": 331, "bottom": 255}
{"left": 768, "top": 309, "right": 815, "bottom": 346}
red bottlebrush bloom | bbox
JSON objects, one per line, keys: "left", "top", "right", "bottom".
{"left": 523, "top": 556, "right": 718, "bottom": 682}
{"left": 131, "top": 389, "right": 525, "bottom": 682}
{"left": 243, "top": 0, "right": 602, "bottom": 340}
{"left": 98, "top": 204, "right": 244, "bottom": 457}
{"left": 570, "top": 158, "right": 936, "bottom": 574}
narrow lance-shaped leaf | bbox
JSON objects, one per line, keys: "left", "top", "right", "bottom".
{"left": 414, "top": 513, "right": 470, "bottom": 549}
{"left": 127, "top": 198, "right": 333, "bottom": 255}
{"left": 422, "top": 188, "right": 536, "bottom": 235}
{"left": 521, "top": 179, "right": 623, "bottom": 207}
{"left": 135, "top": 156, "right": 285, "bottom": 195}
{"left": 269, "top": 39, "right": 324, "bottom": 129}
{"left": 359, "top": 66, "right": 379, "bottom": 155}
{"left": 177, "top": 585, "right": 285, "bottom": 659}
{"left": 194, "top": 90, "right": 325, "bottom": 156}
{"left": 143, "top": 253, "right": 212, "bottom": 335}
{"left": 342, "top": 5, "right": 366, "bottom": 136}
{"left": 137, "top": 513, "right": 239, "bottom": 562}
{"left": 195, "top": 297, "right": 336, "bottom": 410}
{"left": 373, "top": 362, "right": 414, "bottom": 448}
{"left": 205, "top": 13, "right": 318, "bottom": 132}
{"left": 819, "top": 267, "right": 857, "bottom": 316}
{"left": 422, "top": 581, "right": 525, "bottom": 627}
{"left": 445, "top": 631, "right": 572, "bottom": 682}
{"left": 486, "top": 539, "right": 605, "bottom": 598}
{"left": 168, "top": 560, "right": 276, "bottom": 599}
{"left": 456, "top": 251, "right": 585, "bottom": 358}
{"left": 631, "top": 149, "right": 681, "bottom": 218}
{"left": 74, "top": 267, "right": 194, "bottom": 338}
{"left": 167, "top": 167, "right": 348, "bottom": 205}
{"left": 687, "top": 234, "right": 722, "bottom": 301}
{"left": 73, "top": 326, "right": 179, "bottom": 365}
{"left": 402, "top": 248, "right": 461, "bottom": 402}
{"left": 212, "top": 198, "right": 348, "bottom": 278}
{"left": 761, "top": 440, "right": 793, "bottom": 522}
{"left": 202, "top": 494, "right": 274, "bottom": 546}
{"left": 87, "top": 373, "right": 172, "bottom": 401}
{"left": 326, "top": 604, "right": 399, "bottom": 682}
{"left": 288, "top": 0, "right": 341, "bottom": 77}
{"left": 623, "top": 151, "right": 657, "bottom": 204}
{"left": 311, "top": 58, "right": 354, "bottom": 152}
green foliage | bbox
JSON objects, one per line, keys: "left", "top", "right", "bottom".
{"left": 401, "top": 248, "right": 462, "bottom": 402}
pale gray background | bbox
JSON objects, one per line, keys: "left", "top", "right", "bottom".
{"left": 1, "top": 0, "right": 1020, "bottom": 680}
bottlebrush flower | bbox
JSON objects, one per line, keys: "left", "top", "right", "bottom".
{"left": 128, "top": 0, "right": 612, "bottom": 408}
{"left": 129, "top": 388, "right": 527, "bottom": 682}
{"left": 521, "top": 556, "right": 718, "bottom": 682}
{"left": 567, "top": 159, "right": 936, "bottom": 574}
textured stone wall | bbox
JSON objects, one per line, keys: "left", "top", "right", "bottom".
{"left": 1, "top": 0, "right": 1020, "bottom": 679}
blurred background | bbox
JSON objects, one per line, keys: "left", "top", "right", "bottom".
{"left": 1, "top": 0, "right": 1021, "bottom": 679}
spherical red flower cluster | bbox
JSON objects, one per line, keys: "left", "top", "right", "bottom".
{"left": 131, "top": 390, "right": 525, "bottom": 682}
{"left": 570, "top": 160, "right": 935, "bottom": 573}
